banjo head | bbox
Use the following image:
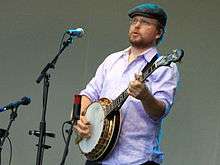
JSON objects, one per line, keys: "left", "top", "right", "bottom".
{"left": 79, "top": 102, "right": 105, "bottom": 153}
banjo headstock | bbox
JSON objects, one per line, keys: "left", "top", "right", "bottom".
{"left": 156, "top": 49, "right": 184, "bottom": 67}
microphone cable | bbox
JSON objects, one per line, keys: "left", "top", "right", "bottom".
{"left": 58, "top": 33, "right": 66, "bottom": 52}
{"left": 0, "top": 136, "right": 12, "bottom": 165}
{"left": 61, "top": 121, "right": 71, "bottom": 144}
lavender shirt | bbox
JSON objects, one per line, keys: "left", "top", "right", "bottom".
{"left": 80, "top": 47, "right": 179, "bottom": 165}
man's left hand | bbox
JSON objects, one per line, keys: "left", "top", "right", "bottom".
{"left": 127, "top": 73, "right": 150, "bottom": 100}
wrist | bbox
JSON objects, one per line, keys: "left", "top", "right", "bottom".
{"left": 139, "top": 88, "right": 152, "bottom": 101}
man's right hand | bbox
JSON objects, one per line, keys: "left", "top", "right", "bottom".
{"left": 74, "top": 115, "right": 91, "bottom": 139}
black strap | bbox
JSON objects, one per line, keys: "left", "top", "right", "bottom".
{"left": 141, "top": 53, "right": 160, "bottom": 74}
{"left": 141, "top": 161, "right": 160, "bottom": 165}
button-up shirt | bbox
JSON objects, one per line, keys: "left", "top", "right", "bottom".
{"left": 80, "top": 47, "right": 179, "bottom": 165}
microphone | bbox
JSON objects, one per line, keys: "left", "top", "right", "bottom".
{"left": 72, "top": 95, "right": 82, "bottom": 121}
{"left": 0, "top": 96, "right": 31, "bottom": 112}
{"left": 29, "top": 130, "right": 55, "bottom": 138}
{"left": 65, "top": 28, "right": 84, "bottom": 38}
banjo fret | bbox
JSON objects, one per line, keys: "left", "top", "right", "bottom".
{"left": 105, "top": 90, "right": 129, "bottom": 118}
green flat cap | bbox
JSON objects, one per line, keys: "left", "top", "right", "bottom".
{"left": 128, "top": 3, "right": 167, "bottom": 28}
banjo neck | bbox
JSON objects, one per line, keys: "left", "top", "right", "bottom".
{"left": 104, "top": 49, "right": 184, "bottom": 118}
{"left": 104, "top": 60, "right": 158, "bottom": 118}
{"left": 104, "top": 90, "right": 129, "bottom": 118}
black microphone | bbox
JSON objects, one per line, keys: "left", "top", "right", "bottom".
{"left": 65, "top": 28, "right": 84, "bottom": 38}
{"left": 0, "top": 96, "right": 31, "bottom": 112}
{"left": 72, "top": 95, "right": 82, "bottom": 121}
{"left": 29, "top": 130, "right": 55, "bottom": 138}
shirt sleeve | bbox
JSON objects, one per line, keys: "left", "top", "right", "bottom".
{"left": 80, "top": 61, "right": 106, "bottom": 102}
{"left": 149, "top": 62, "right": 180, "bottom": 119}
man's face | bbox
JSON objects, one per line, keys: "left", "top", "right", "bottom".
{"left": 128, "top": 16, "right": 161, "bottom": 48}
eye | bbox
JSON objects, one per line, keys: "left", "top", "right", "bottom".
{"left": 141, "top": 20, "right": 151, "bottom": 25}
{"left": 130, "top": 18, "right": 157, "bottom": 26}
{"left": 130, "top": 18, "right": 138, "bottom": 24}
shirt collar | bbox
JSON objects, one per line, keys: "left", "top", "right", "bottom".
{"left": 121, "top": 46, "right": 158, "bottom": 63}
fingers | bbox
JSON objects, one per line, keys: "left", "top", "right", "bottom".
{"left": 127, "top": 87, "right": 136, "bottom": 98}
{"left": 127, "top": 81, "right": 141, "bottom": 98}
{"left": 81, "top": 116, "right": 90, "bottom": 125}
{"left": 127, "top": 73, "right": 148, "bottom": 100}
{"left": 74, "top": 125, "right": 91, "bottom": 138}
{"left": 135, "top": 73, "right": 144, "bottom": 82}
{"left": 74, "top": 116, "right": 91, "bottom": 138}
{"left": 129, "top": 74, "right": 143, "bottom": 91}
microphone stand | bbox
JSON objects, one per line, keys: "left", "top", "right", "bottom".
{"left": 0, "top": 107, "right": 18, "bottom": 165}
{"left": 34, "top": 35, "right": 74, "bottom": 165}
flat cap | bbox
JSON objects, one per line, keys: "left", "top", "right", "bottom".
{"left": 128, "top": 3, "right": 167, "bottom": 28}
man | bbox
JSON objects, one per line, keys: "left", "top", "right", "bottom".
{"left": 74, "top": 3, "right": 179, "bottom": 165}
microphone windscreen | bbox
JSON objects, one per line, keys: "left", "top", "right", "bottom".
{"left": 21, "top": 96, "right": 31, "bottom": 105}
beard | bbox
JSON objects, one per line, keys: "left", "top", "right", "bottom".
{"left": 128, "top": 32, "right": 154, "bottom": 49}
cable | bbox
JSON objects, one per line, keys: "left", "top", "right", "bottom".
{"left": 0, "top": 136, "right": 12, "bottom": 165}
{"left": 58, "top": 33, "right": 66, "bottom": 51}
{"left": 62, "top": 121, "right": 71, "bottom": 144}
{"left": 0, "top": 144, "right": 1, "bottom": 165}
{"left": 6, "top": 137, "right": 12, "bottom": 165}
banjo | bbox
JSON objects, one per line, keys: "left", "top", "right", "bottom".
{"left": 76, "top": 49, "right": 184, "bottom": 161}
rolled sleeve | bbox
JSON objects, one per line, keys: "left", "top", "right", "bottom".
{"left": 150, "top": 62, "right": 179, "bottom": 118}
{"left": 80, "top": 61, "right": 106, "bottom": 102}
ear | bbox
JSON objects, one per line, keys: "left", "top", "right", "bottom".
{"left": 156, "top": 28, "right": 163, "bottom": 39}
